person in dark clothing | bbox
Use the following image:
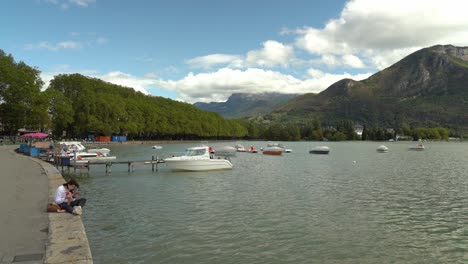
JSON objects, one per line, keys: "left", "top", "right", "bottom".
{"left": 54, "top": 179, "right": 86, "bottom": 215}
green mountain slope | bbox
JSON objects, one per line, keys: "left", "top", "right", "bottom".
{"left": 194, "top": 92, "right": 299, "bottom": 118}
{"left": 276, "top": 45, "right": 468, "bottom": 130}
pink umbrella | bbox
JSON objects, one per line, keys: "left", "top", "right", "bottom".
{"left": 20, "top": 132, "right": 49, "bottom": 138}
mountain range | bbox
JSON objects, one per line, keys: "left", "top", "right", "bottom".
{"left": 194, "top": 92, "right": 299, "bottom": 118}
{"left": 195, "top": 45, "right": 468, "bottom": 131}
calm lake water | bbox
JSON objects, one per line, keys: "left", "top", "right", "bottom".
{"left": 79, "top": 141, "right": 468, "bottom": 264}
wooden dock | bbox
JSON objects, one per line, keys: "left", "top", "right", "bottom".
{"left": 54, "top": 156, "right": 165, "bottom": 174}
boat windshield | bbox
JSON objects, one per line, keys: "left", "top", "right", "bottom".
{"left": 185, "top": 148, "right": 206, "bottom": 156}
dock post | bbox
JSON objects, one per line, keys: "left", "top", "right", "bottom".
{"left": 156, "top": 156, "right": 159, "bottom": 171}
{"left": 128, "top": 162, "right": 131, "bottom": 173}
{"left": 105, "top": 162, "right": 111, "bottom": 174}
{"left": 152, "top": 156, "right": 155, "bottom": 172}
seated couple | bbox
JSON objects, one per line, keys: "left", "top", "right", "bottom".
{"left": 54, "top": 179, "right": 86, "bottom": 215}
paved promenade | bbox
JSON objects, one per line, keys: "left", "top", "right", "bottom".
{"left": 0, "top": 145, "right": 48, "bottom": 264}
{"left": 0, "top": 145, "right": 93, "bottom": 264}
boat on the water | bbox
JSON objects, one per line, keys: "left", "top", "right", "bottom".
{"left": 376, "top": 145, "right": 389, "bottom": 153}
{"left": 235, "top": 144, "right": 246, "bottom": 152}
{"left": 309, "top": 146, "right": 330, "bottom": 154}
{"left": 266, "top": 142, "right": 292, "bottom": 153}
{"left": 59, "top": 141, "right": 116, "bottom": 160}
{"left": 409, "top": 144, "right": 425, "bottom": 151}
{"left": 248, "top": 146, "right": 258, "bottom": 153}
{"left": 164, "top": 146, "right": 233, "bottom": 171}
{"left": 215, "top": 146, "right": 237, "bottom": 156}
{"left": 152, "top": 145, "right": 163, "bottom": 149}
{"left": 262, "top": 146, "right": 283, "bottom": 155}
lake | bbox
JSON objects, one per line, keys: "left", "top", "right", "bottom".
{"left": 79, "top": 141, "right": 468, "bottom": 264}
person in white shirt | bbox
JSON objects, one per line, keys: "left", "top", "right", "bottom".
{"left": 54, "top": 179, "right": 86, "bottom": 215}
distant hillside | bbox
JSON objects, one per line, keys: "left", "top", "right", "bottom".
{"left": 276, "top": 45, "right": 468, "bottom": 131}
{"left": 47, "top": 74, "right": 252, "bottom": 139}
{"left": 194, "top": 93, "right": 300, "bottom": 118}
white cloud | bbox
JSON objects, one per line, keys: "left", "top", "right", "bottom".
{"left": 305, "top": 68, "right": 371, "bottom": 88}
{"left": 69, "top": 0, "right": 95, "bottom": 7}
{"left": 185, "top": 40, "right": 296, "bottom": 70}
{"left": 24, "top": 41, "right": 82, "bottom": 51}
{"left": 24, "top": 36, "right": 107, "bottom": 51}
{"left": 95, "top": 37, "right": 108, "bottom": 44}
{"left": 43, "top": 0, "right": 95, "bottom": 8}
{"left": 319, "top": 54, "right": 339, "bottom": 67}
{"left": 40, "top": 65, "right": 372, "bottom": 104}
{"left": 41, "top": 68, "right": 153, "bottom": 95}
{"left": 342, "top": 54, "right": 365, "bottom": 68}
{"left": 186, "top": 54, "right": 242, "bottom": 69}
{"left": 295, "top": 0, "right": 468, "bottom": 69}
{"left": 99, "top": 72, "right": 154, "bottom": 95}
{"left": 155, "top": 67, "right": 372, "bottom": 103}
{"left": 245, "top": 40, "right": 295, "bottom": 68}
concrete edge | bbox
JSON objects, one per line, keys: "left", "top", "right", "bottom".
{"left": 11, "top": 149, "right": 93, "bottom": 264}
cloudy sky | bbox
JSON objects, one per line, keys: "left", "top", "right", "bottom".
{"left": 2, "top": 0, "right": 468, "bottom": 103}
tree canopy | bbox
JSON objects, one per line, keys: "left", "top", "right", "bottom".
{"left": 47, "top": 74, "right": 250, "bottom": 139}
{"left": 0, "top": 50, "right": 49, "bottom": 135}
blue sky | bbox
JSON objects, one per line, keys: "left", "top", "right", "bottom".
{"left": 2, "top": 0, "right": 468, "bottom": 103}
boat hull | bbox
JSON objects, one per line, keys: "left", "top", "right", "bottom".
{"left": 310, "top": 146, "right": 330, "bottom": 154}
{"left": 309, "top": 150, "right": 330, "bottom": 154}
{"left": 164, "top": 159, "right": 233, "bottom": 171}
{"left": 262, "top": 151, "right": 282, "bottom": 155}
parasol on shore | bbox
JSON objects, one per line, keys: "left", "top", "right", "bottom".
{"left": 20, "top": 132, "right": 49, "bottom": 138}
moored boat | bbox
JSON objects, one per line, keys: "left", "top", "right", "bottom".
{"left": 248, "top": 146, "right": 258, "bottom": 153}
{"left": 409, "top": 144, "right": 425, "bottom": 151}
{"left": 59, "top": 141, "right": 116, "bottom": 160}
{"left": 262, "top": 146, "right": 283, "bottom": 155}
{"left": 376, "top": 145, "right": 389, "bottom": 153}
{"left": 309, "top": 146, "right": 330, "bottom": 154}
{"left": 164, "top": 146, "right": 233, "bottom": 171}
{"left": 235, "top": 144, "right": 246, "bottom": 152}
{"left": 215, "top": 146, "right": 237, "bottom": 156}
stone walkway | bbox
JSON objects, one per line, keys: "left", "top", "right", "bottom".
{"left": 0, "top": 145, "right": 48, "bottom": 264}
{"left": 0, "top": 145, "right": 93, "bottom": 264}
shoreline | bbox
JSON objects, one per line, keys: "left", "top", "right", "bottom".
{"left": 10, "top": 147, "right": 93, "bottom": 264}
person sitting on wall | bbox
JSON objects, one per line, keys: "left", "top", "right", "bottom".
{"left": 54, "top": 179, "right": 86, "bottom": 215}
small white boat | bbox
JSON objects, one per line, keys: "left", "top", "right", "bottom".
{"left": 164, "top": 146, "right": 233, "bottom": 172}
{"left": 215, "top": 146, "right": 237, "bottom": 156}
{"left": 376, "top": 145, "right": 389, "bottom": 153}
{"left": 409, "top": 144, "right": 425, "bottom": 151}
{"left": 262, "top": 146, "right": 283, "bottom": 155}
{"left": 310, "top": 146, "right": 330, "bottom": 154}
{"left": 152, "top": 145, "right": 163, "bottom": 149}
{"left": 284, "top": 149, "right": 292, "bottom": 153}
{"left": 235, "top": 144, "right": 246, "bottom": 152}
{"left": 59, "top": 141, "right": 116, "bottom": 160}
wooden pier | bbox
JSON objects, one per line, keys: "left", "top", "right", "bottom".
{"left": 54, "top": 156, "right": 165, "bottom": 174}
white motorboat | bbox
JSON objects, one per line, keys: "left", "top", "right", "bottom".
{"left": 59, "top": 141, "right": 116, "bottom": 160}
{"left": 235, "top": 144, "right": 246, "bottom": 152}
{"left": 164, "top": 146, "right": 233, "bottom": 171}
{"left": 267, "top": 142, "right": 292, "bottom": 153}
{"left": 376, "top": 145, "right": 389, "bottom": 153}
{"left": 309, "top": 146, "right": 330, "bottom": 154}
{"left": 152, "top": 145, "right": 163, "bottom": 149}
{"left": 215, "top": 146, "right": 237, "bottom": 156}
{"left": 409, "top": 144, "right": 425, "bottom": 151}
{"left": 262, "top": 146, "right": 283, "bottom": 155}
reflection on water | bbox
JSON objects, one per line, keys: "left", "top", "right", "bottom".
{"left": 81, "top": 141, "right": 468, "bottom": 264}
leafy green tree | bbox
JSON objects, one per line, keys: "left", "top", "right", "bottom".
{"left": 0, "top": 50, "right": 47, "bottom": 134}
